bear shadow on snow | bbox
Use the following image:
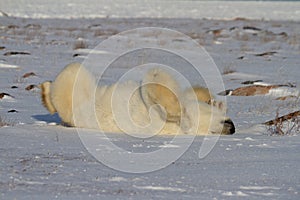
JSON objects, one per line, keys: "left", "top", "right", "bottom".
{"left": 32, "top": 113, "right": 61, "bottom": 124}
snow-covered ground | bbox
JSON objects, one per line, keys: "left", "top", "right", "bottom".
{"left": 1, "top": 125, "right": 299, "bottom": 199}
{"left": 1, "top": 0, "right": 300, "bottom": 20}
{"left": 0, "top": 1, "right": 300, "bottom": 199}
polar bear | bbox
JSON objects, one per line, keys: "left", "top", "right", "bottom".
{"left": 41, "top": 63, "right": 235, "bottom": 135}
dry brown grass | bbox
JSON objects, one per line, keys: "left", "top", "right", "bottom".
{"left": 265, "top": 109, "right": 300, "bottom": 135}
{"left": 94, "top": 29, "right": 118, "bottom": 37}
{"left": 222, "top": 66, "right": 236, "bottom": 75}
{"left": 0, "top": 116, "right": 9, "bottom": 127}
{"left": 288, "top": 34, "right": 300, "bottom": 50}
{"left": 73, "top": 40, "right": 88, "bottom": 50}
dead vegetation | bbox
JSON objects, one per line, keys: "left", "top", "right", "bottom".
{"left": 25, "top": 84, "right": 37, "bottom": 91}
{"left": 265, "top": 110, "right": 300, "bottom": 135}
{"left": 94, "top": 29, "right": 118, "bottom": 37}
{"left": 0, "top": 116, "right": 10, "bottom": 127}
{"left": 230, "top": 85, "right": 278, "bottom": 96}
{"left": 0, "top": 92, "right": 13, "bottom": 99}
{"left": 254, "top": 51, "right": 277, "bottom": 57}
{"left": 22, "top": 72, "right": 36, "bottom": 78}
{"left": 222, "top": 66, "right": 236, "bottom": 75}
{"left": 12, "top": 71, "right": 38, "bottom": 85}
{"left": 73, "top": 39, "right": 88, "bottom": 50}
{"left": 4, "top": 51, "right": 31, "bottom": 56}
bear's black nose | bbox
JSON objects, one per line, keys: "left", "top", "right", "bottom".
{"left": 221, "top": 119, "right": 235, "bottom": 134}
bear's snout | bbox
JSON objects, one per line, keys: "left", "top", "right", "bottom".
{"left": 221, "top": 119, "right": 235, "bottom": 135}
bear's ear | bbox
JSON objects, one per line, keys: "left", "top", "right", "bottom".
{"left": 141, "top": 69, "right": 182, "bottom": 123}
{"left": 40, "top": 81, "right": 57, "bottom": 114}
{"left": 191, "top": 87, "right": 213, "bottom": 104}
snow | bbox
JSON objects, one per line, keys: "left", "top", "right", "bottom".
{"left": 268, "top": 87, "right": 300, "bottom": 97}
{"left": 0, "top": 63, "right": 20, "bottom": 69}
{"left": 240, "top": 186, "right": 281, "bottom": 190}
{"left": 133, "top": 185, "right": 186, "bottom": 193}
{"left": 222, "top": 191, "right": 249, "bottom": 197}
{"left": 109, "top": 177, "right": 127, "bottom": 182}
{"left": 0, "top": 0, "right": 300, "bottom": 199}
{"left": 1, "top": 0, "right": 300, "bottom": 21}
{"left": 1, "top": 125, "right": 299, "bottom": 199}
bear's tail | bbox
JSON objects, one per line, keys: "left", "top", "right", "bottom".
{"left": 40, "top": 81, "right": 57, "bottom": 114}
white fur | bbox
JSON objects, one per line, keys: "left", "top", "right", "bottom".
{"left": 41, "top": 63, "right": 234, "bottom": 135}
